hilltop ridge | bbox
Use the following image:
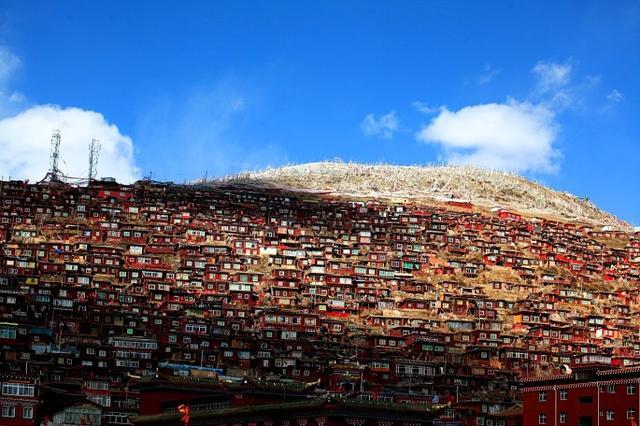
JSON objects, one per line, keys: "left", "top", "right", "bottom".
{"left": 210, "top": 161, "right": 627, "bottom": 229}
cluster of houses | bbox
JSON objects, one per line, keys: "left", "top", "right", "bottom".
{"left": 0, "top": 178, "right": 639, "bottom": 426}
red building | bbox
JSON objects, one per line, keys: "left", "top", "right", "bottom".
{"left": 521, "top": 366, "right": 640, "bottom": 426}
{"left": 494, "top": 208, "right": 523, "bottom": 222}
{"left": 0, "top": 375, "right": 37, "bottom": 426}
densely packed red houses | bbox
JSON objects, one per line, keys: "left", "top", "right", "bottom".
{"left": 0, "top": 177, "right": 639, "bottom": 425}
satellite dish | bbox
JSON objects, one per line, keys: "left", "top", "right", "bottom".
{"left": 560, "top": 364, "right": 573, "bottom": 375}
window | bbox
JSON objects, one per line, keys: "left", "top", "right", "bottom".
{"left": 0, "top": 328, "right": 17, "bottom": 339}
{"left": 560, "top": 389, "right": 568, "bottom": 400}
{"left": 185, "top": 324, "right": 207, "bottom": 334}
{"left": 104, "top": 412, "right": 131, "bottom": 424}
{"left": 606, "top": 410, "right": 615, "bottom": 421}
{"left": 628, "top": 384, "right": 636, "bottom": 395}
{"left": 88, "top": 394, "right": 111, "bottom": 407}
{"left": 2, "top": 383, "right": 35, "bottom": 397}
{"left": 627, "top": 408, "right": 636, "bottom": 420}
{"left": 559, "top": 413, "right": 567, "bottom": 424}
{"left": 539, "top": 392, "right": 547, "bottom": 402}
{"left": 2, "top": 405, "right": 15, "bottom": 418}
{"left": 538, "top": 414, "right": 547, "bottom": 425}
{"left": 85, "top": 380, "right": 108, "bottom": 391}
{"left": 23, "top": 406, "right": 33, "bottom": 419}
{"left": 608, "top": 384, "right": 616, "bottom": 394}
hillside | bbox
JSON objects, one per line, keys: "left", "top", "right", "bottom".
{"left": 1, "top": 176, "right": 639, "bottom": 422}
{"left": 212, "top": 161, "right": 627, "bottom": 229}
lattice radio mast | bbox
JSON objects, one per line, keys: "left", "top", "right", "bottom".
{"left": 88, "top": 138, "right": 101, "bottom": 181}
{"left": 48, "top": 129, "right": 62, "bottom": 181}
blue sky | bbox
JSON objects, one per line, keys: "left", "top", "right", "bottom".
{"left": 0, "top": 1, "right": 638, "bottom": 223}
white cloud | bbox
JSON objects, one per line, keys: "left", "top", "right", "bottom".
{"left": 230, "top": 97, "right": 245, "bottom": 112}
{"left": 0, "top": 89, "right": 26, "bottom": 118}
{"left": 136, "top": 83, "right": 286, "bottom": 179}
{"left": 412, "top": 58, "right": 619, "bottom": 173}
{"left": 417, "top": 100, "right": 558, "bottom": 173}
{"left": 411, "top": 101, "right": 439, "bottom": 114}
{"left": 600, "top": 88, "right": 625, "bottom": 113}
{"left": 607, "top": 89, "right": 624, "bottom": 103}
{"left": 360, "top": 111, "right": 399, "bottom": 139}
{"left": 530, "top": 59, "right": 581, "bottom": 111}
{"left": 0, "top": 105, "right": 138, "bottom": 183}
{"left": 0, "top": 46, "right": 138, "bottom": 183}
{"left": 0, "top": 47, "right": 20, "bottom": 84}
{"left": 532, "top": 60, "right": 572, "bottom": 93}
{"left": 0, "top": 47, "right": 26, "bottom": 117}
{"left": 476, "top": 63, "right": 502, "bottom": 85}
{"left": 8, "top": 92, "right": 24, "bottom": 103}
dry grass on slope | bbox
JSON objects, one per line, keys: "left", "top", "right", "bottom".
{"left": 209, "top": 162, "right": 627, "bottom": 229}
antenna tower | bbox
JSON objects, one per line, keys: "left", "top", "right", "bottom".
{"left": 88, "top": 138, "right": 101, "bottom": 181}
{"left": 49, "top": 129, "right": 62, "bottom": 181}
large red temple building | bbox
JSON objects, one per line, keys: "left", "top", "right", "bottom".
{"left": 521, "top": 366, "right": 640, "bottom": 426}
